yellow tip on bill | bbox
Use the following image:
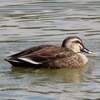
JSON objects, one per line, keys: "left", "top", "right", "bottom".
{"left": 91, "top": 51, "right": 96, "bottom": 56}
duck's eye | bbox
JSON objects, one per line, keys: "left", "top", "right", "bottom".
{"left": 74, "top": 41, "right": 83, "bottom": 46}
{"left": 74, "top": 40, "right": 81, "bottom": 44}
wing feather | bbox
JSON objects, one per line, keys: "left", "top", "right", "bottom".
{"left": 18, "top": 47, "right": 75, "bottom": 64}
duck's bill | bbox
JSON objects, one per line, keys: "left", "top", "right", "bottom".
{"left": 81, "top": 48, "right": 96, "bottom": 56}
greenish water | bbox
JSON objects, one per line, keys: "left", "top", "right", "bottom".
{"left": 0, "top": 0, "right": 100, "bottom": 100}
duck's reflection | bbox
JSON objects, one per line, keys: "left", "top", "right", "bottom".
{"left": 40, "top": 67, "right": 88, "bottom": 84}
{"left": 10, "top": 65, "right": 94, "bottom": 84}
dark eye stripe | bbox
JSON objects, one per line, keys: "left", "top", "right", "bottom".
{"left": 73, "top": 41, "right": 84, "bottom": 47}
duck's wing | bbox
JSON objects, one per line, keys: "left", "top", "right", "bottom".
{"left": 5, "top": 45, "right": 55, "bottom": 66}
{"left": 5, "top": 45, "right": 53, "bottom": 61}
{"left": 18, "top": 47, "right": 75, "bottom": 65}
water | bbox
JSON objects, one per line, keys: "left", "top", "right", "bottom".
{"left": 0, "top": 0, "right": 100, "bottom": 100}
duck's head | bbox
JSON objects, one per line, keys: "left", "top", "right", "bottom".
{"left": 62, "top": 36, "right": 95, "bottom": 55}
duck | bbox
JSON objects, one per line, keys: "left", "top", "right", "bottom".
{"left": 5, "top": 36, "right": 95, "bottom": 68}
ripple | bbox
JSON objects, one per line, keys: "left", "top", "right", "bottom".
{"left": 0, "top": 0, "right": 100, "bottom": 100}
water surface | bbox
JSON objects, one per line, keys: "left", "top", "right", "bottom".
{"left": 0, "top": 0, "right": 100, "bottom": 100}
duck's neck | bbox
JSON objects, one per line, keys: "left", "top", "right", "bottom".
{"left": 77, "top": 53, "right": 88, "bottom": 65}
{"left": 62, "top": 39, "right": 67, "bottom": 47}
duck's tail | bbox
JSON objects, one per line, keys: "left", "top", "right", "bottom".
{"left": 5, "top": 57, "right": 20, "bottom": 66}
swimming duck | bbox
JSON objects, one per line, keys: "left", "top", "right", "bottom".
{"left": 5, "top": 36, "right": 94, "bottom": 68}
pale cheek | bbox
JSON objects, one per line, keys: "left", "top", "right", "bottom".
{"left": 73, "top": 45, "right": 80, "bottom": 53}
{"left": 66, "top": 43, "right": 81, "bottom": 53}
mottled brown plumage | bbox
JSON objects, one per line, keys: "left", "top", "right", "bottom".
{"left": 5, "top": 36, "right": 94, "bottom": 68}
